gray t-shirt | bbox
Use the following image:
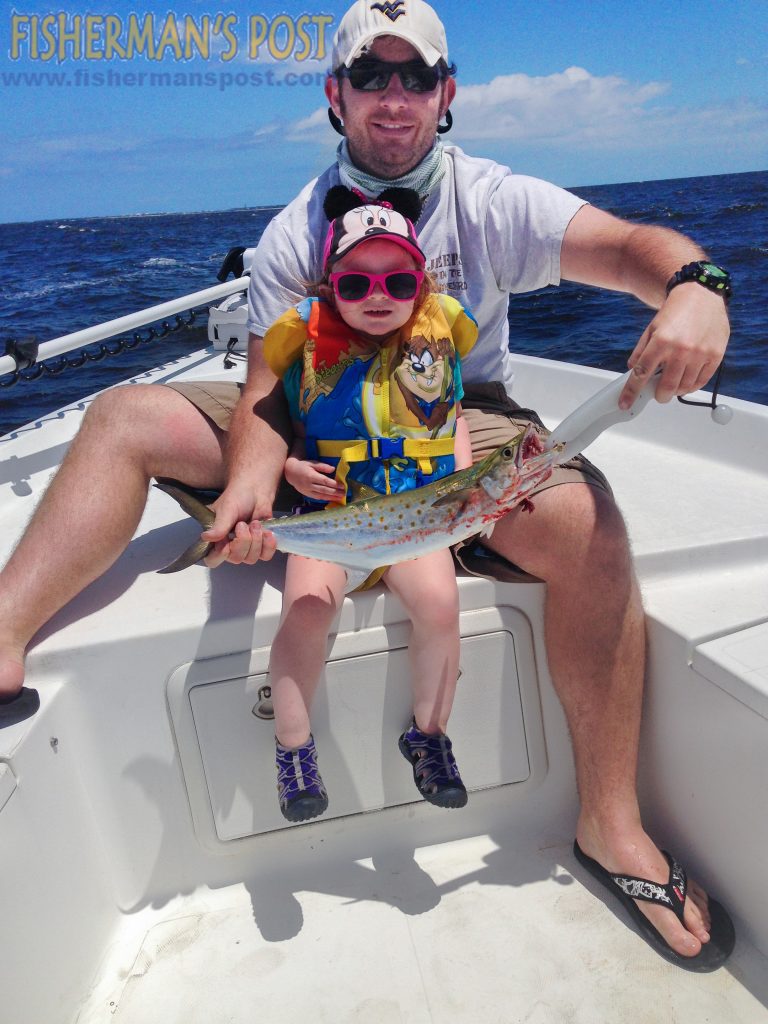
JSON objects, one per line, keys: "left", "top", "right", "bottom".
{"left": 247, "top": 144, "right": 586, "bottom": 395}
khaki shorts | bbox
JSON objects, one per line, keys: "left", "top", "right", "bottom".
{"left": 165, "top": 379, "right": 612, "bottom": 584}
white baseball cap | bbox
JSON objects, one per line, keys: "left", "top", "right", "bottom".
{"left": 332, "top": 0, "right": 449, "bottom": 70}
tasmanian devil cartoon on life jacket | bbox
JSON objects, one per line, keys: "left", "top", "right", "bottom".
{"left": 395, "top": 334, "right": 455, "bottom": 431}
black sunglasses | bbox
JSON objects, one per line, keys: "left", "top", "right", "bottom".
{"left": 338, "top": 59, "right": 452, "bottom": 94}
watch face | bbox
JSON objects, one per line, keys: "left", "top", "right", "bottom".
{"left": 667, "top": 261, "right": 732, "bottom": 301}
{"left": 701, "top": 262, "right": 729, "bottom": 279}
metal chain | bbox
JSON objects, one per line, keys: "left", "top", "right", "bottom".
{"left": 0, "top": 308, "right": 202, "bottom": 389}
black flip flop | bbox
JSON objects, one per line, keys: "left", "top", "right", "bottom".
{"left": 0, "top": 687, "right": 40, "bottom": 728}
{"left": 573, "top": 839, "right": 735, "bottom": 972}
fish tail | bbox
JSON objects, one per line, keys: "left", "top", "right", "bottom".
{"left": 154, "top": 479, "right": 217, "bottom": 528}
{"left": 154, "top": 478, "right": 218, "bottom": 573}
{"left": 157, "top": 539, "right": 214, "bottom": 574}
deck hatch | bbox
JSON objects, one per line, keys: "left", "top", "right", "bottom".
{"left": 189, "top": 632, "right": 529, "bottom": 841}
{"left": 167, "top": 608, "right": 543, "bottom": 849}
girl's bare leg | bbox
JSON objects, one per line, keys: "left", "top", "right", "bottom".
{"left": 384, "top": 548, "right": 461, "bottom": 734}
{"left": 269, "top": 555, "right": 347, "bottom": 748}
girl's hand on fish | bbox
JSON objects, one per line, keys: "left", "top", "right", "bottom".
{"left": 285, "top": 457, "right": 347, "bottom": 502}
{"left": 620, "top": 285, "right": 729, "bottom": 410}
{"left": 201, "top": 485, "right": 277, "bottom": 567}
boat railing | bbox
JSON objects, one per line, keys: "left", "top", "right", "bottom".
{"left": 0, "top": 276, "right": 250, "bottom": 379}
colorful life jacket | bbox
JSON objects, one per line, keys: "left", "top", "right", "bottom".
{"left": 263, "top": 292, "right": 478, "bottom": 501}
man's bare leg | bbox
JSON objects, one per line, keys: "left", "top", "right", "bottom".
{"left": 485, "top": 482, "right": 712, "bottom": 958}
{"left": 0, "top": 385, "right": 227, "bottom": 698}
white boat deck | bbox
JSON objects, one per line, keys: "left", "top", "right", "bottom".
{"left": 76, "top": 833, "right": 768, "bottom": 1024}
{"left": 1, "top": 349, "right": 767, "bottom": 1023}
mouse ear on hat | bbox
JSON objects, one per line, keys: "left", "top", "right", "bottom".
{"left": 375, "top": 187, "right": 424, "bottom": 224}
{"left": 323, "top": 185, "right": 367, "bottom": 221}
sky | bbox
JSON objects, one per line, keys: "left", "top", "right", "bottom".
{"left": 0, "top": 0, "right": 766, "bottom": 222}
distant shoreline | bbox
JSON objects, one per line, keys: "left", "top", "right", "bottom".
{"left": 2, "top": 168, "right": 765, "bottom": 229}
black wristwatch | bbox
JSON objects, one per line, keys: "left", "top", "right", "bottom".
{"left": 666, "top": 261, "right": 732, "bottom": 302}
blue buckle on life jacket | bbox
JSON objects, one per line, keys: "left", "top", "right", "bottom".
{"left": 372, "top": 437, "right": 404, "bottom": 460}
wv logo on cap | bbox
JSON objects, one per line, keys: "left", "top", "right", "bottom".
{"left": 371, "top": 1, "right": 406, "bottom": 22}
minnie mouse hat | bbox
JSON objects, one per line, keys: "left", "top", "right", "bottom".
{"left": 323, "top": 200, "right": 426, "bottom": 271}
{"left": 332, "top": 0, "right": 449, "bottom": 70}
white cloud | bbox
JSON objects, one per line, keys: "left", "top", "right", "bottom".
{"left": 284, "top": 105, "right": 335, "bottom": 141}
{"left": 239, "top": 104, "right": 337, "bottom": 147}
{"left": 448, "top": 67, "right": 767, "bottom": 153}
{"left": 450, "top": 66, "right": 669, "bottom": 145}
{"left": 251, "top": 123, "right": 282, "bottom": 139}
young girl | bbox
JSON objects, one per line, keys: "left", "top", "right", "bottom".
{"left": 262, "top": 186, "right": 478, "bottom": 823}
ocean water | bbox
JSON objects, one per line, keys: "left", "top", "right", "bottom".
{"left": 0, "top": 170, "right": 766, "bottom": 437}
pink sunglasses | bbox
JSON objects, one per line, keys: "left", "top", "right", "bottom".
{"left": 329, "top": 269, "right": 424, "bottom": 303}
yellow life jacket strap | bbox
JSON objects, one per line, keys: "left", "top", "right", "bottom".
{"left": 316, "top": 436, "right": 455, "bottom": 500}
{"left": 314, "top": 439, "right": 368, "bottom": 505}
{"left": 398, "top": 438, "right": 454, "bottom": 473}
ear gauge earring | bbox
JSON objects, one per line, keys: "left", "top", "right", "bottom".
{"left": 327, "top": 108, "right": 345, "bottom": 135}
{"left": 436, "top": 109, "right": 453, "bottom": 135}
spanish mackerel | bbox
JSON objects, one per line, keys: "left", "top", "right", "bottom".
{"left": 156, "top": 367, "right": 662, "bottom": 591}
{"left": 156, "top": 424, "right": 551, "bottom": 592}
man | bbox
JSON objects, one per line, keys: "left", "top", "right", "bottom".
{"left": 0, "top": 0, "right": 733, "bottom": 968}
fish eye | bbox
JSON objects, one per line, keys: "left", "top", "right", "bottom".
{"left": 502, "top": 447, "right": 514, "bottom": 458}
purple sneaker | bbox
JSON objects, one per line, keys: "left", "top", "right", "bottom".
{"left": 276, "top": 734, "right": 329, "bottom": 822}
{"left": 398, "top": 720, "right": 468, "bottom": 809}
